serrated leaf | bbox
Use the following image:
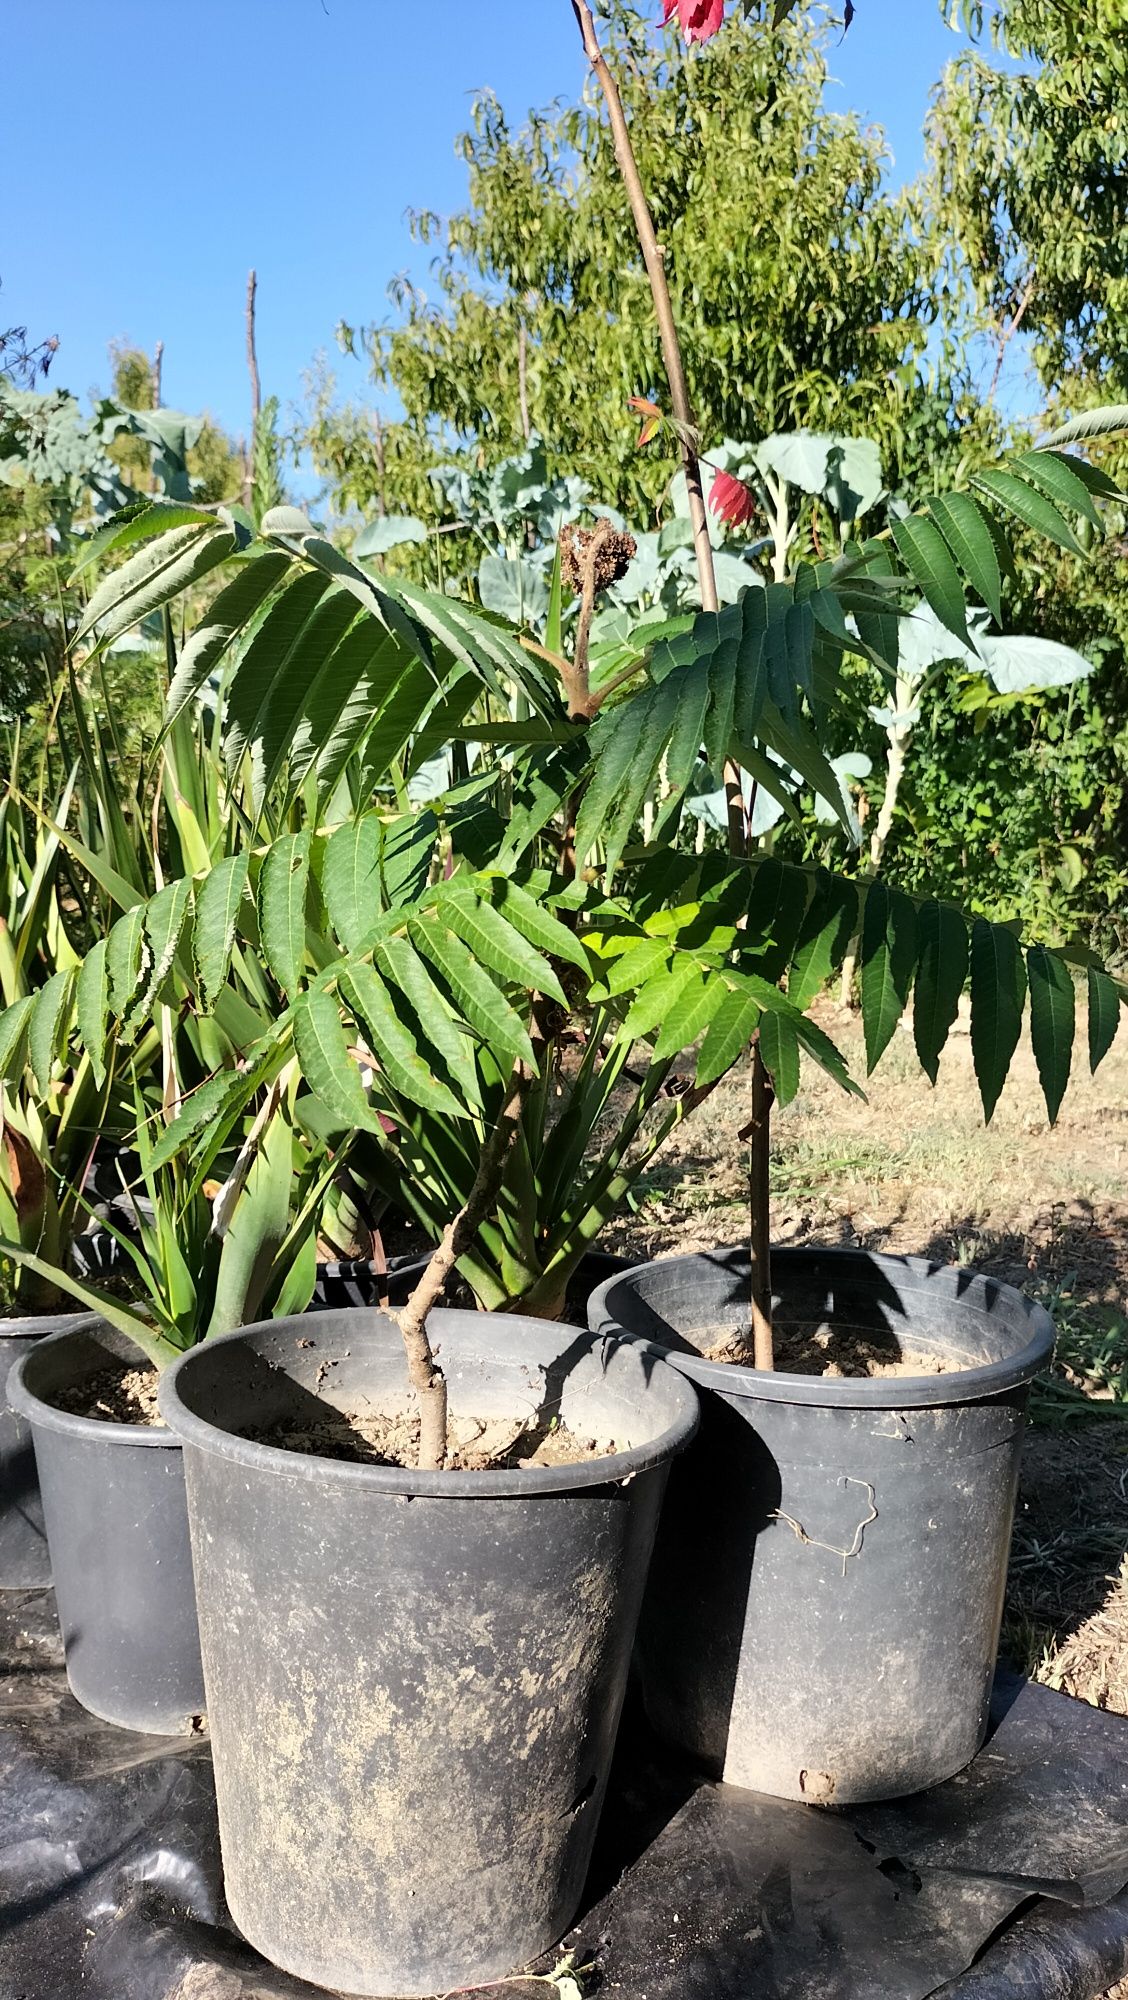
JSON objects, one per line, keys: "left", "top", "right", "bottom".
{"left": 970, "top": 919, "right": 1027, "bottom": 1123}
{"left": 788, "top": 871, "right": 857, "bottom": 1010}
{"left": 164, "top": 552, "right": 290, "bottom": 727}
{"left": 1088, "top": 966, "right": 1123, "bottom": 1075}
{"left": 927, "top": 493, "right": 1003, "bottom": 625}
{"left": 370, "top": 933, "right": 477, "bottom": 1105}
{"left": 193, "top": 855, "right": 250, "bottom": 1012}
{"left": 972, "top": 469, "right": 1085, "bottom": 556}
{"left": 1040, "top": 406, "right": 1128, "bottom": 450}
{"left": 74, "top": 939, "right": 109, "bottom": 1085}
{"left": 481, "top": 876, "right": 590, "bottom": 972}
{"left": 149, "top": 1062, "right": 264, "bottom": 1173}
{"left": 131, "top": 877, "right": 192, "bottom": 1026}
{"left": 620, "top": 957, "right": 701, "bottom": 1042}
{"left": 340, "top": 962, "right": 466, "bottom": 1117}
{"left": 321, "top": 816, "right": 383, "bottom": 954}
{"left": 575, "top": 698, "right": 648, "bottom": 870}
{"left": 890, "top": 513, "right": 970, "bottom": 644}
{"left": 106, "top": 906, "right": 146, "bottom": 1021}
{"left": 78, "top": 524, "right": 235, "bottom": 647}
{"left": 409, "top": 914, "right": 535, "bottom": 1066}
{"left": 602, "top": 937, "right": 672, "bottom": 998}
{"left": 259, "top": 832, "right": 311, "bottom": 999}
{"left": 758, "top": 1010, "right": 801, "bottom": 1106}
{"left": 1027, "top": 945, "right": 1075, "bottom": 1126}
{"left": 743, "top": 858, "right": 810, "bottom": 982}
{"left": 912, "top": 900, "right": 969, "bottom": 1085}
{"left": 28, "top": 969, "right": 72, "bottom": 1090}
{"left": 71, "top": 500, "right": 216, "bottom": 576}
{"left": 293, "top": 987, "right": 385, "bottom": 1134}
{"left": 794, "top": 1012, "right": 865, "bottom": 1098}
{"left": 0, "top": 996, "right": 34, "bottom": 1080}
{"left": 437, "top": 878, "right": 566, "bottom": 1005}
{"left": 1012, "top": 450, "right": 1103, "bottom": 531}
{"left": 695, "top": 982, "right": 761, "bottom": 1087}
{"left": 652, "top": 970, "right": 723, "bottom": 1061}
{"left": 223, "top": 569, "right": 333, "bottom": 782}
{"left": 380, "top": 810, "right": 438, "bottom": 909}
{"left": 860, "top": 881, "right": 918, "bottom": 1073}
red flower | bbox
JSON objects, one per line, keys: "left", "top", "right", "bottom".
{"left": 662, "top": 0, "right": 727, "bottom": 43}
{"left": 709, "top": 468, "right": 755, "bottom": 527}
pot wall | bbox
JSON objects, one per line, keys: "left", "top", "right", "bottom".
{"left": 159, "top": 1308, "right": 698, "bottom": 1997}
{"left": 0, "top": 1312, "right": 95, "bottom": 1590}
{"left": 588, "top": 1246, "right": 1055, "bottom": 1805}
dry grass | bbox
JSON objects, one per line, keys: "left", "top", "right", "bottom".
{"left": 605, "top": 999, "right": 1128, "bottom": 1714}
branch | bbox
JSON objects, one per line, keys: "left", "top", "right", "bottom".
{"left": 243, "top": 269, "right": 260, "bottom": 512}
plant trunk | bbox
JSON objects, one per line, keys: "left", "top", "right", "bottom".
{"left": 243, "top": 268, "right": 260, "bottom": 513}
{"left": 571, "top": 0, "right": 772, "bottom": 1362}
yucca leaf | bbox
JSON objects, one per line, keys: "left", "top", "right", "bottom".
{"left": 293, "top": 987, "right": 386, "bottom": 1134}
{"left": 970, "top": 918, "right": 1027, "bottom": 1122}
{"left": 164, "top": 551, "right": 290, "bottom": 727}
{"left": 259, "top": 832, "right": 311, "bottom": 999}
{"left": 890, "top": 513, "right": 970, "bottom": 644}
{"left": 1087, "top": 965, "right": 1122, "bottom": 1075}
{"left": 860, "top": 880, "right": 917, "bottom": 1073}
{"left": 409, "top": 913, "right": 535, "bottom": 1066}
{"left": 193, "top": 855, "right": 250, "bottom": 1012}
{"left": 695, "top": 981, "right": 761, "bottom": 1087}
{"left": 972, "top": 470, "right": 1085, "bottom": 556}
{"left": 912, "top": 900, "right": 969, "bottom": 1084}
{"left": 927, "top": 493, "right": 1003, "bottom": 626}
{"left": 1027, "top": 944, "right": 1075, "bottom": 1126}
{"left": 340, "top": 962, "right": 466, "bottom": 1117}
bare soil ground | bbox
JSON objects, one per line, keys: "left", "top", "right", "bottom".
{"left": 605, "top": 999, "right": 1128, "bottom": 1711}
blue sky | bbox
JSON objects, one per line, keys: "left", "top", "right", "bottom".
{"left": 3, "top": 2, "right": 977, "bottom": 443}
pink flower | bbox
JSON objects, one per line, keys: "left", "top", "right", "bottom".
{"left": 709, "top": 468, "right": 755, "bottom": 527}
{"left": 662, "top": 0, "right": 727, "bottom": 43}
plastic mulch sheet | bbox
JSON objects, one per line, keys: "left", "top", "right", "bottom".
{"left": 6, "top": 1591, "right": 1128, "bottom": 2000}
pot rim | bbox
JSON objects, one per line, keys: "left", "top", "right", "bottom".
{"left": 0, "top": 1310, "right": 99, "bottom": 1343}
{"left": 587, "top": 1245, "right": 1056, "bottom": 1410}
{"left": 7, "top": 1323, "right": 185, "bottom": 1449}
{"left": 157, "top": 1307, "right": 700, "bottom": 1496}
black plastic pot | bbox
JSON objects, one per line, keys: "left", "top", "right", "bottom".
{"left": 309, "top": 1251, "right": 432, "bottom": 1311}
{"left": 158, "top": 1307, "right": 699, "bottom": 1998}
{"left": 0, "top": 1311, "right": 94, "bottom": 1589}
{"left": 588, "top": 1246, "right": 1055, "bottom": 1807}
{"left": 7, "top": 1321, "right": 206, "bottom": 1734}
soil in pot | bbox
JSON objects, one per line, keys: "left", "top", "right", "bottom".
{"left": 695, "top": 1316, "right": 961, "bottom": 1377}
{"left": 51, "top": 1363, "right": 163, "bottom": 1426}
{"left": 244, "top": 1404, "right": 619, "bottom": 1470}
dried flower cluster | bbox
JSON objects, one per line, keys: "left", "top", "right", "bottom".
{"left": 560, "top": 519, "right": 638, "bottom": 597}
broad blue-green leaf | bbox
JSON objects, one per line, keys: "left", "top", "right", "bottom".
{"left": 912, "top": 900, "right": 969, "bottom": 1085}
{"left": 259, "top": 832, "right": 310, "bottom": 999}
{"left": 970, "top": 919, "right": 1027, "bottom": 1123}
{"left": 193, "top": 855, "right": 250, "bottom": 1012}
{"left": 355, "top": 515, "right": 428, "bottom": 557}
{"left": 1027, "top": 945, "right": 1075, "bottom": 1126}
{"left": 860, "top": 881, "right": 917, "bottom": 1073}
{"left": 1088, "top": 966, "right": 1123, "bottom": 1075}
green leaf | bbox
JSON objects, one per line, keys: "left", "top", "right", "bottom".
{"left": 575, "top": 699, "right": 647, "bottom": 870}
{"left": 259, "top": 832, "right": 311, "bottom": 999}
{"left": 207, "top": 1101, "right": 296, "bottom": 1340}
{"left": 912, "top": 901, "right": 969, "bottom": 1085}
{"left": 1040, "top": 406, "right": 1128, "bottom": 451}
{"left": 149, "top": 1062, "right": 267, "bottom": 1173}
{"left": 970, "top": 919, "right": 1027, "bottom": 1123}
{"left": 652, "top": 970, "right": 723, "bottom": 1061}
{"left": 1088, "top": 966, "right": 1122, "bottom": 1075}
{"left": 1011, "top": 450, "right": 1103, "bottom": 531}
{"left": 1027, "top": 945, "right": 1075, "bottom": 1126}
{"left": 787, "top": 870, "right": 857, "bottom": 1010}
{"left": 75, "top": 938, "right": 109, "bottom": 1085}
{"left": 321, "top": 816, "right": 384, "bottom": 954}
{"left": 410, "top": 913, "right": 535, "bottom": 1066}
{"left": 759, "top": 1010, "right": 801, "bottom": 1106}
{"left": 927, "top": 493, "right": 1003, "bottom": 625}
{"left": 695, "top": 982, "right": 761, "bottom": 1087}
{"left": 890, "top": 513, "right": 970, "bottom": 644}
{"left": 437, "top": 878, "right": 567, "bottom": 1006}
{"left": 193, "top": 855, "right": 250, "bottom": 1011}
{"left": 794, "top": 1012, "right": 864, "bottom": 1098}
{"left": 481, "top": 876, "right": 590, "bottom": 973}
{"left": 135, "top": 877, "right": 192, "bottom": 1017}
{"left": 28, "top": 970, "right": 73, "bottom": 1091}
{"left": 340, "top": 962, "right": 466, "bottom": 1117}
{"left": 78, "top": 524, "right": 235, "bottom": 647}
{"left": 164, "top": 552, "right": 290, "bottom": 727}
{"left": 972, "top": 469, "right": 1085, "bottom": 556}
{"left": 743, "top": 857, "right": 810, "bottom": 983}
{"left": 0, "top": 996, "right": 34, "bottom": 1080}
{"left": 860, "top": 881, "right": 917, "bottom": 1073}
{"left": 106, "top": 905, "right": 146, "bottom": 1021}
{"left": 621, "top": 957, "right": 701, "bottom": 1042}
{"left": 223, "top": 570, "right": 332, "bottom": 779}
{"left": 71, "top": 500, "right": 216, "bottom": 576}
{"left": 370, "top": 933, "right": 477, "bottom": 1104}
{"left": 293, "top": 988, "right": 385, "bottom": 1134}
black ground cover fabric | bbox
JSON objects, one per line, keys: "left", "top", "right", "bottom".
{"left": 5, "top": 1591, "right": 1128, "bottom": 2000}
